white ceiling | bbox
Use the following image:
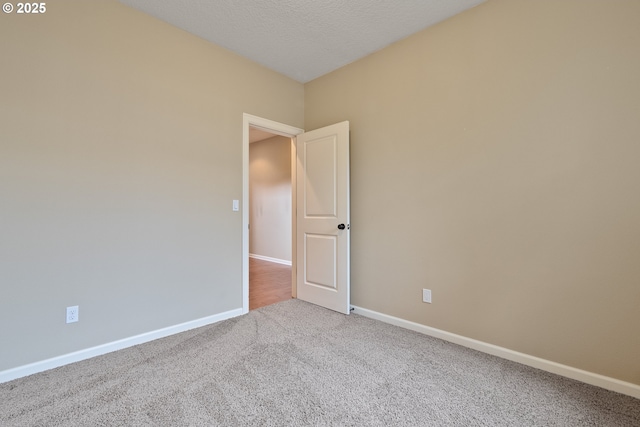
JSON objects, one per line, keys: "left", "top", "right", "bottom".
{"left": 118, "top": 0, "right": 485, "bottom": 83}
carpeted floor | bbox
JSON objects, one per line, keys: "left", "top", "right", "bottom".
{"left": 1, "top": 299, "right": 639, "bottom": 426}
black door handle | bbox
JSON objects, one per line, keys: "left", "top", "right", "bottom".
{"left": 337, "top": 224, "right": 346, "bottom": 230}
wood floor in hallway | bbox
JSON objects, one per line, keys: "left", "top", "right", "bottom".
{"left": 249, "top": 257, "right": 292, "bottom": 310}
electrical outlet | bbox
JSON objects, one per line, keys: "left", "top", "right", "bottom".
{"left": 66, "top": 306, "right": 79, "bottom": 323}
{"left": 422, "top": 289, "right": 432, "bottom": 304}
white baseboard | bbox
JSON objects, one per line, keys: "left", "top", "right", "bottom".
{"left": 0, "top": 308, "right": 243, "bottom": 384}
{"left": 351, "top": 305, "right": 640, "bottom": 400}
{"left": 249, "top": 253, "right": 292, "bottom": 266}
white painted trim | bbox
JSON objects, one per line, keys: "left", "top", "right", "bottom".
{"left": 243, "top": 114, "right": 303, "bottom": 315}
{"left": 249, "top": 253, "right": 292, "bottom": 266}
{"left": 290, "top": 139, "right": 298, "bottom": 299}
{"left": 0, "top": 308, "right": 243, "bottom": 384}
{"left": 351, "top": 305, "right": 640, "bottom": 400}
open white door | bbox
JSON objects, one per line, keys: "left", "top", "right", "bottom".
{"left": 296, "top": 121, "right": 350, "bottom": 314}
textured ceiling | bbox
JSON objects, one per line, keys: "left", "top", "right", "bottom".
{"left": 119, "top": 0, "right": 485, "bottom": 83}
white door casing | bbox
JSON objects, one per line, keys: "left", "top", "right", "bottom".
{"left": 242, "top": 114, "right": 303, "bottom": 314}
{"left": 296, "top": 121, "right": 350, "bottom": 314}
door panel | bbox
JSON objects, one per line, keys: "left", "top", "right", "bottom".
{"left": 296, "top": 121, "right": 350, "bottom": 314}
{"left": 304, "top": 136, "right": 336, "bottom": 217}
{"left": 304, "top": 234, "right": 337, "bottom": 290}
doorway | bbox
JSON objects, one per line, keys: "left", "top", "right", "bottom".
{"left": 243, "top": 114, "right": 351, "bottom": 315}
{"left": 248, "top": 127, "right": 293, "bottom": 310}
{"left": 242, "top": 114, "right": 304, "bottom": 314}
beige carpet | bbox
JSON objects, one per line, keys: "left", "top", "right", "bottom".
{"left": 1, "top": 299, "right": 639, "bottom": 426}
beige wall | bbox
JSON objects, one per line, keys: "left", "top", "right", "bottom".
{"left": 305, "top": 0, "right": 640, "bottom": 385}
{"left": 249, "top": 136, "right": 292, "bottom": 262}
{"left": 0, "top": 0, "right": 303, "bottom": 371}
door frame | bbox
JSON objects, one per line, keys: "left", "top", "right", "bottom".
{"left": 242, "top": 113, "right": 304, "bottom": 314}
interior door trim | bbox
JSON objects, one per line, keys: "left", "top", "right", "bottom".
{"left": 242, "top": 113, "right": 304, "bottom": 314}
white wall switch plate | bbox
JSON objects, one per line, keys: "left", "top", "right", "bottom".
{"left": 422, "top": 289, "right": 432, "bottom": 304}
{"left": 232, "top": 199, "right": 239, "bottom": 211}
